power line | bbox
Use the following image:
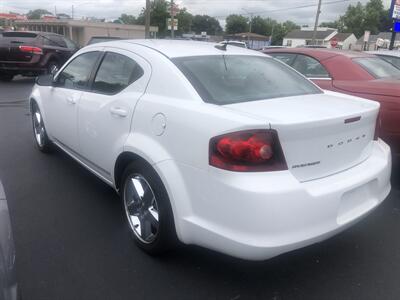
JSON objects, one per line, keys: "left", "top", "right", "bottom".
{"left": 211, "top": 0, "right": 351, "bottom": 18}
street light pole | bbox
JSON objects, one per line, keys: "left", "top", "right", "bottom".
{"left": 145, "top": 0, "right": 150, "bottom": 39}
{"left": 170, "top": 0, "right": 175, "bottom": 39}
{"left": 312, "top": 0, "right": 322, "bottom": 45}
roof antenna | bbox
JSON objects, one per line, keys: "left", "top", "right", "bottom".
{"left": 215, "top": 42, "right": 227, "bottom": 51}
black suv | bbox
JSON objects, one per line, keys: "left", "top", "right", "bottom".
{"left": 0, "top": 31, "right": 78, "bottom": 81}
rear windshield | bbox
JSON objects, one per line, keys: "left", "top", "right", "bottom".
{"left": 173, "top": 55, "right": 322, "bottom": 105}
{"left": 0, "top": 32, "right": 38, "bottom": 45}
{"left": 354, "top": 57, "right": 400, "bottom": 79}
{"left": 2, "top": 32, "right": 37, "bottom": 38}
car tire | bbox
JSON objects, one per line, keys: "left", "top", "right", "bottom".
{"left": 0, "top": 74, "right": 14, "bottom": 82}
{"left": 121, "top": 161, "right": 177, "bottom": 255}
{"left": 46, "top": 61, "right": 59, "bottom": 75}
{"left": 31, "top": 102, "right": 53, "bottom": 153}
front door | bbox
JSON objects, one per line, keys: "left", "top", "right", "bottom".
{"left": 46, "top": 51, "right": 101, "bottom": 151}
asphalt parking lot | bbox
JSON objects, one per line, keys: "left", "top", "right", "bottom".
{"left": 0, "top": 76, "right": 399, "bottom": 300}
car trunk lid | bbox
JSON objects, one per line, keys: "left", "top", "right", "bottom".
{"left": 225, "top": 91, "right": 379, "bottom": 182}
{"left": 0, "top": 32, "right": 40, "bottom": 62}
{"left": 333, "top": 79, "right": 400, "bottom": 98}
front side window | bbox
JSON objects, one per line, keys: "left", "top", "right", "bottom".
{"left": 354, "top": 57, "right": 400, "bottom": 79}
{"left": 269, "top": 53, "right": 297, "bottom": 66}
{"left": 63, "top": 38, "right": 78, "bottom": 50}
{"left": 56, "top": 51, "right": 100, "bottom": 90}
{"left": 173, "top": 55, "right": 322, "bottom": 105}
{"left": 92, "top": 52, "right": 144, "bottom": 94}
{"left": 291, "top": 54, "right": 330, "bottom": 78}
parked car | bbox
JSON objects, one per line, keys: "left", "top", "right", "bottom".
{"left": 368, "top": 50, "right": 400, "bottom": 69}
{"left": 0, "top": 31, "right": 78, "bottom": 81}
{"left": 30, "top": 40, "right": 391, "bottom": 260}
{"left": 263, "top": 48, "right": 400, "bottom": 155}
{"left": 0, "top": 181, "right": 17, "bottom": 300}
{"left": 86, "top": 36, "right": 123, "bottom": 45}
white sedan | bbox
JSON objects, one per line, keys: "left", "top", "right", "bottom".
{"left": 30, "top": 40, "right": 391, "bottom": 260}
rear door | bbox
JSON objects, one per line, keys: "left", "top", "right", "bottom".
{"left": 45, "top": 50, "right": 102, "bottom": 152}
{"left": 78, "top": 48, "right": 151, "bottom": 175}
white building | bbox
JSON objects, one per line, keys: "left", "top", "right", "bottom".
{"left": 283, "top": 27, "right": 357, "bottom": 50}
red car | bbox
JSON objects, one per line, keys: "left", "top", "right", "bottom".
{"left": 263, "top": 48, "right": 400, "bottom": 155}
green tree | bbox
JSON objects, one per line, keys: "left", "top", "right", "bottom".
{"left": 364, "top": 0, "right": 385, "bottom": 34}
{"left": 117, "top": 14, "right": 137, "bottom": 25}
{"left": 137, "top": 0, "right": 170, "bottom": 37}
{"left": 225, "top": 14, "right": 249, "bottom": 34}
{"left": 27, "top": 9, "right": 52, "bottom": 20}
{"left": 191, "top": 15, "right": 222, "bottom": 35}
{"left": 250, "top": 16, "right": 268, "bottom": 35}
{"left": 176, "top": 8, "right": 193, "bottom": 34}
{"left": 341, "top": 2, "right": 365, "bottom": 37}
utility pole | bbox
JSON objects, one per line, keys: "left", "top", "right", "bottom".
{"left": 145, "top": 0, "right": 150, "bottom": 39}
{"left": 311, "top": 0, "right": 322, "bottom": 45}
{"left": 71, "top": 5, "right": 74, "bottom": 19}
{"left": 54, "top": 6, "right": 57, "bottom": 17}
{"left": 170, "top": 0, "right": 175, "bottom": 39}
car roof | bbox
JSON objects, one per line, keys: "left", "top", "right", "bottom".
{"left": 263, "top": 48, "right": 376, "bottom": 61}
{"left": 92, "top": 39, "right": 263, "bottom": 58}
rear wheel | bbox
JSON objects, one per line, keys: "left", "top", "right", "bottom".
{"left": 121, "top": 161, "right": 177, "bottom": 255}
{"left": 31, "top": 102, "right": 53, "bottom": 153}
{"left": 0, "top": 74, "right": 14, "bottom": 82}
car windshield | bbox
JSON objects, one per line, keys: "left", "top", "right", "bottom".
{"left": 353, "top": 57, "right": 400, "bottom": 79}
{"left": 173, "top": 55, "right": 322, "bottom": 105}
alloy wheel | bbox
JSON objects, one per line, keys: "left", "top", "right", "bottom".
{"left": 124, "top": 174, "right": 159, "bottom": 244}
{"left": 33, "top": 108, "right": 45, "bottom": 147}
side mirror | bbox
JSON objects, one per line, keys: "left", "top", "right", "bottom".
{"left": 35, "top": 74, "right": 54, "bottom": 86}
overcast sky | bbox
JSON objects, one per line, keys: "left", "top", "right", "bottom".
{"left": 0, "top": 0, "right": 393, "bottom": 27}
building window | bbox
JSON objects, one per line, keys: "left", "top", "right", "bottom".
{"left": 286, "top": 40, "right": 292, "bottom": 47}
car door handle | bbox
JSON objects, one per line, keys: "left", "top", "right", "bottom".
{"left": 66, "top": 96, "right": 77, "bottom": 105}
{"left": 110, "top": 107, "right": 128, "bottom": 117}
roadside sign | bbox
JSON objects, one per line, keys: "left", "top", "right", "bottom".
{"left": 330, "top": 38, "right": 338, "bottom": 48}
{"left": 391, "top": 0, "right": 400, "bottom": 20}
{"left": 363, "top": 31, "right": 371, "bottom": 42}
{"left": 167, "top": 18, "right": 178, "bottom": 30}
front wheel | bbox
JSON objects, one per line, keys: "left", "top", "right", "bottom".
{"left": 121, "top": 161, "right": 177, "bottom": 255}
{"left": 31, "top": 102, "right": 53, "bottom": 153}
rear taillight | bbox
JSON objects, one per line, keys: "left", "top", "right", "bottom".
{"left": 19, "top": 45, "right": 43, "bottom": 55}
{"left": 209, "top": 129, "right": 288, "bottom": 172}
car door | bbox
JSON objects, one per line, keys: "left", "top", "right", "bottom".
{"left": 78, "top": 49, "right": 151, "bottom": 176}
{"left": 46, "top": 50, "right": 101, "bottom": 152}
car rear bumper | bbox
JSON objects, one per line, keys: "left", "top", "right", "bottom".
{"left": 0, "top": 61, "right": 46, "bottom": 75}
{"left": 158, "top": 139, "right": 391, "bottom": 260}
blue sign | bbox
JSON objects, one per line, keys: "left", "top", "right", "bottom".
{"left": 395, "top": 21, "right": 400, "bottom": 32}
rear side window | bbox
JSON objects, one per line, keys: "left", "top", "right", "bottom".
{"left": 92, "top": 52, "right": 144, "bottom": 94}
{"left": 378, "top": 55, "right": 400, "bottom": 70}
{"left": 269, "top": 53, "right": 297, "bottom": 66}
{"left": 173, "top": 55, "right": 322, "bottom": 105}
{"left": 354, "top": 57, "right": 400, "bottom": 78}
{"left": 56, "top": 51, "right": 100, "bottom": 90}
{"left": 291, "top": 54, "right": 330, "bottom": 78}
